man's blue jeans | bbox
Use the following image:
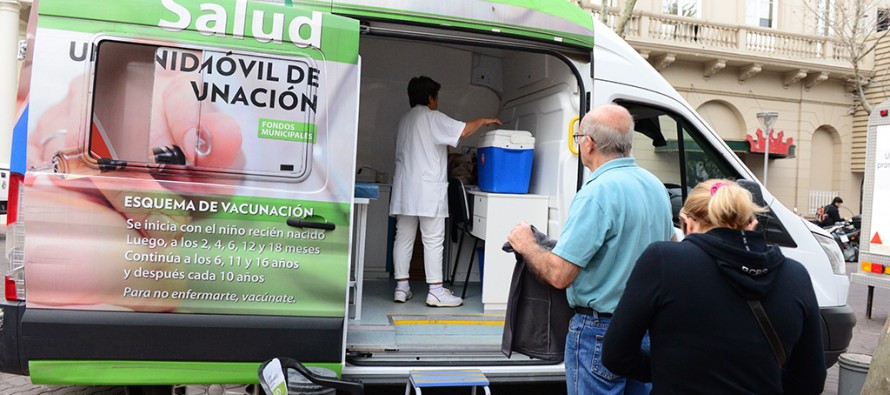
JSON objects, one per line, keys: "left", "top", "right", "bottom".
{"left": 565, "top": 313, "right": 651, "bottom": 395}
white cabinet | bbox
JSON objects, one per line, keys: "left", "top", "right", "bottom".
{"left": 466, "top": 190, "right": 548, "bottom": 312}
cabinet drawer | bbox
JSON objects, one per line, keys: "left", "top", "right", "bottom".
{"left": 473, "top": 195, "right": 488, "bottom": 218}
{"left": 470, "top": 215, "right": 487, "bottom": 239}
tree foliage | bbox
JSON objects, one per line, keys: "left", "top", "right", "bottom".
{"left": 804, "top": 0, "right": 890, "bottom": 114}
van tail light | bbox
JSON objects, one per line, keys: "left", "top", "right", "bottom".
{"left": 4, "top": 276, "right": 18, "bottom": 301}
{"left": 5, "top": 172, "right": 25, "bottom": 302}
{"left": 5, "top": 172, "right": 20, "bottom": 227}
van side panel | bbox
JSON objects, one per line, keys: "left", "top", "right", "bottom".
{"left": 13, "top": 0, "right": 362, "bottom": 383}
{"left": 22, "top": 310, "right": 342, "bottom": 362}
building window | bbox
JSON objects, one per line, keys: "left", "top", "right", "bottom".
{"left": 879, "top": 8, "right": 889, "bottom": 32}
{"left": 747, "top": 0, "right": 776, "bottom": 28}
{"left": 815, "top": 0, "right": 835, "bottom": 36}
{"left": 663, "top": 0, "right": 700, "bottom": 18}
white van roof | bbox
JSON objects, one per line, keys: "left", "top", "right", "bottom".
{"left": 326, "top": 0, "right": 595, "bottom": 49}
{"left": 592, "top": 19, "right": 678, "bottom": 97}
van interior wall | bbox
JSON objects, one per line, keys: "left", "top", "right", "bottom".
{"left": 355, "top": 37, "right": 500, "bottom": 182}
{"left": 355, "top": 37, "right": 578, "bottom": 194}
{"left": 498, "top": 50, "right": 579, "bottom": 233}
{"left": 354, "top": 36, "right": 579, "bottom": 280}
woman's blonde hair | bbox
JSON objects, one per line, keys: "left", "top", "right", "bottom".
{"left": 681, "top": 179, "right": 767, "bottom": 231}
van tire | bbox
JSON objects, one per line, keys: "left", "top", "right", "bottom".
{"left": 125, "top": 385, "right": 173, "bottom": 395}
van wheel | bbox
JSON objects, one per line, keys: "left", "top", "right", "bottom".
{"left": 125, "top": 385, "right": 173, "bottom": 395}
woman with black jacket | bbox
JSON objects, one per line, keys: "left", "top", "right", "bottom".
{"left": 602, "top": 179, "right": 826, "bottom": 394}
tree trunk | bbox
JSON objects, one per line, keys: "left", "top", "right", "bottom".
{"left": 614, "top": 0, "right": 638, "bottom": 39}
{"left": 862, "top": 317, "right": 890, "bottom": 393}
{"left": 600, "top": 0, "right": 609, "bottom": 24}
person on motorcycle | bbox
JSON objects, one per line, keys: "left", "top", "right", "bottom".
{"left": 816, "top": 197, "right": 845, "bottom": 227}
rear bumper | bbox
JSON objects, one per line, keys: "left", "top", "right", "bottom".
{"left": 821, "top": 304, "right": 856, "bottom": 367}
{"left": 0, "top": 300, "right": 26, "bottom": 375}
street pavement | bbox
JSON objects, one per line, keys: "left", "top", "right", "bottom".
{"left": 0, "top": 260, "right": 885, "bottom": 394}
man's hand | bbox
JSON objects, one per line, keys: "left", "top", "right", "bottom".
{"left": 507, "top": 221, "right": 580, "bottom": 289}
{"left": 507, "top": 221, "right": 537, "bottom": 255}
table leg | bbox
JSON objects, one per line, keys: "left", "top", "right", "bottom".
{"left": 353, "top": 203, "right": 368, "bottom": 320}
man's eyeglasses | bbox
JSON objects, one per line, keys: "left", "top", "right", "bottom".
{"left": 572, "top": 134, "right": 588, "bottom": 146}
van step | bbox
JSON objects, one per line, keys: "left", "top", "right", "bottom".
{"left": 347, "top": 315, "right": 506, "bottom": 351}
{"left": 346, "top": 349, "right": 554, "bottom": 367}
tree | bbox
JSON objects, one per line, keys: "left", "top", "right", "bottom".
{"left": 863, "top": 317, "right": 890, "bottom": 393}
{"left": 804, "top": 0, "right": 890, "bottom": 114}
{"left": 599, "top": 0, "right": 639, "bottom": 38}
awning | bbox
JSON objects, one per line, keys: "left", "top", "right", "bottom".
{"left": 654, "top": 131, "right": 796, "bottom": 159}
{"left": 743, "top": 129, "right": 795, "bottom": 158}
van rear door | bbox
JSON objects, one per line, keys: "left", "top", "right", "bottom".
{"left": 18, "top": 0, "right": 360, "bottom": 384}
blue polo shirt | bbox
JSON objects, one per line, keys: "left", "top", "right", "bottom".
{"left": 552, "top": 157, "right": 673, "bottom": 313}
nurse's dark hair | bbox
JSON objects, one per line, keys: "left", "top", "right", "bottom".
{"left": 407, "top": 76, "right": 441, "bottom": 107}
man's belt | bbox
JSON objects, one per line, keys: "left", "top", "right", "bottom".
{"left": 574, "top": 306, "right": 612, "bottom": 318}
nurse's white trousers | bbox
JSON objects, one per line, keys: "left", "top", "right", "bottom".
{"left": 393, "top": 215, "right": 445, "bottom": 283}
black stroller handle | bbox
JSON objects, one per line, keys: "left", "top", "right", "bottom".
{"left": 258, "top": 357, "right": 364, "bottom": 395}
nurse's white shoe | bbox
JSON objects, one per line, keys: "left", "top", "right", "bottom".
{"left": 426, "top": 287, "right": 462, "bottom": 307}
{"left": 394, "top": 288, "right": 412, "bottom": 303}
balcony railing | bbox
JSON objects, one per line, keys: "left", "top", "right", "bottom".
{"left": 585, "top": 6, "right": 856, "bottom": 71}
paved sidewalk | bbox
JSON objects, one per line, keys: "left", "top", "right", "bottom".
{"left": 0, "top": 372, "right": 123, "bottom": 394}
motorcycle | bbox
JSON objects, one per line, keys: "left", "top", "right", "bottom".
{"left": 823, "top": 214, "right": 861, "bottom": 262}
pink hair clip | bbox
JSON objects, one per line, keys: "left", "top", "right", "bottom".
{"left": 710, "top": 182, "right": 727, "bottom": 196}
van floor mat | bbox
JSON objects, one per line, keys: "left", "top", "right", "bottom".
{"left": 347, "top": 279, "right": 506, "bottom": 349}
{"left": 390, "top": 315, "right": 504, "bottom": 336}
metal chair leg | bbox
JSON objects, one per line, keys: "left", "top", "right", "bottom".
{"left": 461, "top": 237, "right": 479, "bottom": 300}
{"left": 405, "top": 381, "right": 422, "bottom": 395}
{"left": 449, "top": 231, "right": 466, "bottom": 285}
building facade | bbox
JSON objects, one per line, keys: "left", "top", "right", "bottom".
{"left": 579, "top": 0, "right": 885, "bottom": 217}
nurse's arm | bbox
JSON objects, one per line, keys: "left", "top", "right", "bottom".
{"left": 461, "top": 117, "right": 502, "bottom": 137}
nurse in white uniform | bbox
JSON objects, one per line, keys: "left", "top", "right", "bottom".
{"left": 390, "top": 76, "right": 501, "bottom": 307}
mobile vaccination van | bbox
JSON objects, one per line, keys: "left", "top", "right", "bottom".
{"left": 1, "top": 0, "right": 854, "bottom": 393}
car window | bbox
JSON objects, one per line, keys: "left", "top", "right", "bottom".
{"left": 616, "top": 100, "right": 795, "bottom": 247}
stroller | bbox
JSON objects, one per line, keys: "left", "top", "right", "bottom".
{"left": 259, "top": 358, "right": 364, "bottom": 395}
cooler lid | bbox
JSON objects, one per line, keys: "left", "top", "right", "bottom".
{"left": 479, "top": 130, "right": 535, "bottom": 149}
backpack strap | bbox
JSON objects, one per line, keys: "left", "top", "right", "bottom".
{"left": 687, "top": 240, "right": 787, "bottom": 368}
{"left": 746, "top": 300, "right": 787, "bottom": 367}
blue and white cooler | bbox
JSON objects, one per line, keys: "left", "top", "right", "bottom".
{"left": 477, "top": 129, "right": 535, "bottom": 193}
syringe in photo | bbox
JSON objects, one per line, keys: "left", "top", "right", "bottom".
{"left": 51, "top": 144, "right": 187, "bottom": 174}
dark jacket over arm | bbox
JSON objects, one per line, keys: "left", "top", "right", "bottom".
{"left": 501, "top": 226, "right": 573, "bottom": 362}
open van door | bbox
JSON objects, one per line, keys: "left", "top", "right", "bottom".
{"left": 12, "top": 0, "right": 361, "bottom": 384}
